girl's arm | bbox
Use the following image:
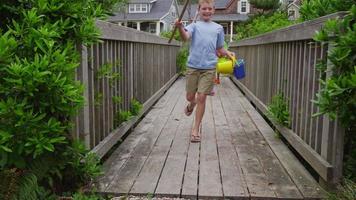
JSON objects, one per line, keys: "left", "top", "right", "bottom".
{"left": 175, "top": 20, "right": 190, "bottom": 42}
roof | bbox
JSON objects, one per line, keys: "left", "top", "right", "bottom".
{"left": 179, "top": 3, "right": 249, "bottom": 22}
{"left": 109, "top": 0, "right": 175, "bottom": 22}
{"left": 212, "top": 14, "right": 249, "bottom": 22}
{"left": 215, "top": 0, "right": 231, "bottom": 9}
{"left": 179, "top": 4, "right": 198, "bottom": 21}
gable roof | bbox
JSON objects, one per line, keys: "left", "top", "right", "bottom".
{"left": 179, "top": 4, "right": 198, "bottom": 21}
{"left": 109, "top": 0, "right": 175, "bottom": 22}
{"left": 179, "top": 3, "right": 248, "bottom": 22}
{"left": 215, "top": 0, "right": 231, "bottom": 9}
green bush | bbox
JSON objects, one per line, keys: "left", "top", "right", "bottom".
{"left": 299, "top": 0, "right": 356, "bottom": 21}
{"left": 116, "top": 110, "right": 133, "bottom": 124}
{"left": 312, "top": 5, "right": 356, "bottom": 181}
{"left": 235, "top": 11, "right": 293, "bottom": 40}
{"left": 267, "top": 93, "right": 291, "bottom": 128}
{"left": 0, "top": 0, "right": 124, "bottom": 198}
{"left": 177, "top": 45, "right": 189, "bottom": 74}
{"left": 327, "top": 179, "right": 356, "bottom": 200}
{"left": 130, "top": 98, "right": 143, "bottom": 116}
{"left": 160, "top": 30, "right": 182, "bottom": 41}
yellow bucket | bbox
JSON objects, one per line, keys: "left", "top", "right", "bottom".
{"left": 216, "top": 57, "right": 236, "bottom": 74}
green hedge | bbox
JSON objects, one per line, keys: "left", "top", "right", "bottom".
{"left": 0, "top": 0, "right": 124, "bottom": 198}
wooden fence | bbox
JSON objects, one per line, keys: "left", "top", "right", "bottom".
{"left": 230, "top": 12, "right": 346, "bottom": 185}
{"left": 74, "top": 21, "right": 181, "bottom": 158}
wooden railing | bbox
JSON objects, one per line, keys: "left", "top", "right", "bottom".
{"left": 230, "top": 12, "right": 346, "bottom": 185}
{"left": 74, "top": 21, "right": 181, "bottom": 158}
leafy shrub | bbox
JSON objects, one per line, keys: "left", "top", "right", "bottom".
{"left": 312, "top": 5, "right": 356, "bottom": 181}
{"left": 235, "top": 11, "right": 293, "bottom": 40}
{"left": 160, "top": 30, "right": 182, "bottom": 41}
{"left": 130, "top": 99, "right": 143, "bottom": 116}
{"left": 0, "top": 0, "right": 124, "bottom": 198}
{"left": 177, "top": 45, "right": 189, "bottom": 74}
{"left": 327, "top": 179, "right": 356, "bottom": 200}
{"left": 267, "top": 93, "right": 291, "bottom": 127}
{"left": 299, "top": 0, "right": 355, "bottom": 21}
{"left": 116, "top": 110, "right": 133, "bottom": 124}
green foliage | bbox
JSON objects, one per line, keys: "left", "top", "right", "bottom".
{"left": 116, "top": 110, "right": 133, "bottom": 124}
{"left": 312, "top": 6, "right": 356, "bottom": 127}
{"left": 267, "top": 93, "right": 291, "bottom": 127}
{"left": 112, "top": 96, "right": 123, "bottom": 105}
{"left": 160, "top": 30, "right": 182, "bottom": 41}
{"left": 299, "top": 0, "right": 356, "bottom": 21}
{"left": 327, "top": 179, "right": 356, "bottom": 200}
{"left": 96, "top": 61, "right": 121, "bottom": 86}
{"left": 235, "top": 11, "right": 293, "bottom": 40}
{"left": 312, "top": 6, "right": 356, "bottom": 180}
{"left": 130, "top": 99, "right": 143, "bottom": 116}
{"left": 249, "top": 0, "right": 280, "bottom": 13}
{"left": 177, "top": 45, "right": 189, "bottom": 74}
{"left": 0, "top": 0, "right": 124, "bottom": 198}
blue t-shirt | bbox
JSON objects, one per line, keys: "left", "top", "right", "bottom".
{"left": 185, "top": 21, "right": 225, "bottom": 69}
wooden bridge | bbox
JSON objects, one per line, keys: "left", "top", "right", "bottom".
{"left": 72, "top": 13, "right": 346, "bottom": 199}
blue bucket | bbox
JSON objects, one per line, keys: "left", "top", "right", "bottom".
{"left": 234, "top": 59, "right": 245, "bottom": 79}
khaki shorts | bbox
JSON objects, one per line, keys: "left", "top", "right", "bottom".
{"left": 186, "top": 68, "right": 215, "bottom": 94}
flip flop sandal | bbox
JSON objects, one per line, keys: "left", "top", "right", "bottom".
{"left": 184, "top": 104, "right": 194, "bottom": 116}
{"left": 190, "top": 135, "right": 201, "bottom": 143}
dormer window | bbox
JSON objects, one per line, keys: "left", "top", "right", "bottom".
{"left": 129, "top": 4, "right": 148, "bottom": 13}
{"left": 241, "top": 1, "right": 247, "bottom": 12}
{"left": 238, "top": 0, "right": 249, "bottom": 14}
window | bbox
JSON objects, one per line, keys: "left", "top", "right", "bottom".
{"left": 128, "top": 4, "right": 148, "bottom": 13}
{"left": 241, "top": 1, "right": 247, "bottom": 12}
{"left": 142, "top": 4, "right": 147, "bottom": 12}
{"left": 288, "top": 9, "right": 296, "bottom": 20}
{"left": 288, "top": 0, "right": 294, "bottom": 4}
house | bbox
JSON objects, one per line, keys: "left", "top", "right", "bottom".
{"left": 108, "top": 0, "right": 179, "bottom": 35}
{"left": 109, "top": 0, "right": 258, "bottom": 41}
{"left": 282, "top": 0, "right": 302, "bottom": 20}
{"left": 180, "top": 0, "right": 256, "bottom": 42}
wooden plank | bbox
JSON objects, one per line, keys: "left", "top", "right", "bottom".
{"left": 96, "top": 20, "right": 181, "bottom": 46}
{"left": 242, "top": 105, "right": 326, "bottom": 199}
{"left": 129, "top": 88, "right": 185, "bottom": 195}
{"left": 198, "top": 97, "right": 223, "bottom": 198}
{"left": 105, "top": 79, "right": 183, "bottom": 194}
{"left": 218, "top": 80, "right": 276, "bottom": 199}
{"left": 228, "top": 78, "right": 327, "bottom": 198}
{"left": 181, "top": 136, "right": 200, "bottom": 198}
{"left": 213, "top": 90, "right": 249, "bottom": 199}
{"left": 305, "top": 41, "right": 313, "bottom": 148}
{"left": 88, "top": 45, "right": 96, "bottom": 148}
{"left": 154, "top": 114, "right": 192, "bottom": 197}
{"left": 91, "top": 74, "right": 179, "bottom": 158}
{"left": 95, "top": 78, "right": 181, "bottom": 192}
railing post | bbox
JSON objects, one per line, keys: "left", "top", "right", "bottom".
{"left": 79, "top": 44, "right": 91, "bottom": 148}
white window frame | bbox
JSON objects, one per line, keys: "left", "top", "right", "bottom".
{"left": 128, "top": 4, "right": 148, "bottom": 13}
{"left": 241, "top": 1, "right": 247, "bottom": 13}
{"left": 238, "top": 0, "right": 250, "bottom": 14}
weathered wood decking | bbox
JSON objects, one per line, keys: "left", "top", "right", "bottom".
{"left": 96, "top": 77, "right": 325, "bottom": 199}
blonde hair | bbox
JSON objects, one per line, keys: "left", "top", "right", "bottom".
{"left": 198, "top": 0, "right": 215, "bottom": 5}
